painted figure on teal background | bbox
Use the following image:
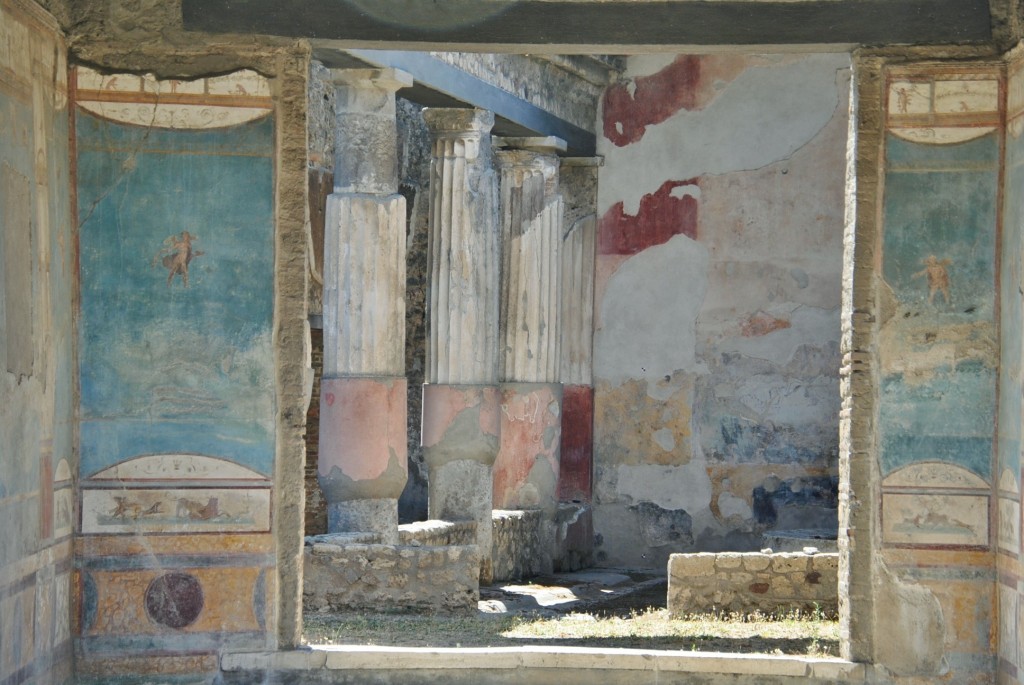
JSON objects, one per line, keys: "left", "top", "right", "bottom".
{"left": 913, "top": 254, "right": 952, "bottom": 305}
{"left": 154, "top": 230, "right": 204, "bottom": 287}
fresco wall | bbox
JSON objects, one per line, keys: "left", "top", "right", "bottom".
{"left": 592, "top": 53, "right": 849, "bottom": 568}
{"left": 999, "top": 56, "right": 1024, "bottom": 684}
{"left": 876, "top": 65, "right": 1000, "bottom": 682}
{"left": 74, "top": 67, "right": 279, "bottom": 677}
{"left": 0, "top": 0, "right": 75, "bottom": 682}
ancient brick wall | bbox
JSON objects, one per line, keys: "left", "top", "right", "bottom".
{"left": 492, "top": 509, "right": 549, "bottom": 581}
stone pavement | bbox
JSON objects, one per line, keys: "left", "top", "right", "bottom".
{"left": 479, "top": 569, "right": 667, "bottom": 616}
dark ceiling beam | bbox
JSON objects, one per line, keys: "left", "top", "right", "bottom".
{"left": 315, "top": 48, "right": 596, "bottom": 156}
{"left": 182, "top": 0, "right": 992, "bottom": 51}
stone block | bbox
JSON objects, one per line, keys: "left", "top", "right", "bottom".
{"left": 716, "top": 553, "right": 743, "bottom": 569}
{"left": 492, "top": 509, "right": 550, "bottom": 581}
{"left": 771, "top": 553, "right": 810, "bottom": 574}
{"left": 743, "top": 554, "right": 772, "bottom": 572}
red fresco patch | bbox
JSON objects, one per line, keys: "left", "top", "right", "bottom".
{"left": 741, "top": 312, "right": 792, "bottom": 337}
{"left": 598, "top": 179, "right": 699, "bottom": 256}
{"left": 603, "top": 55, "right": 771, "bottom": 148}
{"left": 603, "top": 56, "right": 701, "bottom": 147}
{"left": 318, "top": 377, "right": 407, "bottom": 481}
{"left": 558, "top": 385, "right": 594, "bottom": 502}
{"left": 492, "top": 386, "right": 560, "bottom": 510}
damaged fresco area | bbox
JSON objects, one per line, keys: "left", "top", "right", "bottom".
{"left": 593, "top": 53, "right": 848, "bottom": 568}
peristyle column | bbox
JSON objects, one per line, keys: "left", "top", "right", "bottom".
{"left": 318, "top": 68, "right": 413, "bottom": 543}
{"left": 491, "top": 138, "right": 566, "bottom": 541}
{"left": 553, "top": 156, "right": 602, "bottom": 569}
{"left": 421, "top": 108, "right": 501, "bottom": 583}
{"left": 557, "top": 157, "right": 601, "bottom": 505}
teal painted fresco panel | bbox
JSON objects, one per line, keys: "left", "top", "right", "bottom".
{"left": 999, "top": 129, "right": 1024, "bottom": 484}
{"left": 879, "top": 364, "right": 996, "bottom": 478}
{"left": 77, "top": 111, "right": 276, "bottom": 477}
{"left": 883, "top": 134, "right": 997, "bottom": 316}
{"left": 879, "top": 133, "right": 999, "bottom": 482}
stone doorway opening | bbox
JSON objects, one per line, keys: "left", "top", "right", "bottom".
{"left": 298, "top": 47, "right": 852, "bottom": 658}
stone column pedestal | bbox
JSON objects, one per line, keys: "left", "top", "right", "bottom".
{"left": 493, "top": 382, "right": 563, "bottom": 514}
{"left": 422, "top": 383, "right": 501, "bottom": 583}
{"left": 319, "top": 377, "right": 407, "bottom": 542}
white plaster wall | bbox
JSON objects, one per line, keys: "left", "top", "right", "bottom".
{"left": 592, "top": 53, "right": 850, "bottom": 568}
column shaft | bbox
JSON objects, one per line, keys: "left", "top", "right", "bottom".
{"left": 318, "top": 69, "right": 412, "bottom": 543}
{"left": 421, "top": 108, "right": 501, "bottom": 583}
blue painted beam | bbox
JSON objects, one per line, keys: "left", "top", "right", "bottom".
{"left": 321, "top": 48, "right": 597, "bottom": 156}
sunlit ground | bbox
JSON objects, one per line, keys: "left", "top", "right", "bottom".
{"left": 303, "top": 608, "right": 840, "bottom": 657}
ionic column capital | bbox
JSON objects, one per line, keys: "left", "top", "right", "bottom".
{"left": 328, "top": 67, "right": 413, "bottom": 93}
{"left": 329, "top": 67, "right": 411, "bottom": 195}
{"left": 423, "top": 107, "right": 495, "bottom": 138}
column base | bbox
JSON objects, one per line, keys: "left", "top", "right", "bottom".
{"left": 428, "top": 460, "right": 494, "bottom": 585}
{"left": 422, "top": 384, "right": 501, "bottom": 466}
{"left": 328, "top": 498, "right": 399, "bottom": 544}
{"left": 492, "top": 382, "right": 562, "bottom": 513}
{"left": 422, "top": 383, "right": 501, "bottom": 583}
{"left": 318, "top": 376, "right": 408, "bottom": 503}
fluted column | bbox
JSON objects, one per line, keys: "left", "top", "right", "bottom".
{"left": 421, "top": 108, "right": 501, "bottom": 582}
{"left": 496, "top": 138, "right": 564, "bottom": 383}
{"left": 318, "top": 68, "right": 412, "bottom": 543}
{"left": 491, "top": 139, "right": 566, "bottom": 571}
{"left": 554, "top": 156, "right": 602, "bottom": 570}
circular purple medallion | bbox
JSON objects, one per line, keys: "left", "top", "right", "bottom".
{"left": 145, "top": 572, "right": 204, "bottom": 629}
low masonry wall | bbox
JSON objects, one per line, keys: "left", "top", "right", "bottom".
{"left": 668, "top": 552, "right": 838, "bottom": 616}
{"left": 492, "top": 509, "right": 549, "bottom": 582}
{"left": 399, "top": 519, "right": 476, "bottom": 547}
{"left": 304, "top": 541, "right": 480, "bottom": 613}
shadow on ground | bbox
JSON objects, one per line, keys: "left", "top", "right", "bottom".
{"left": 303, "top": 568, "right": 840, "bottom": 656}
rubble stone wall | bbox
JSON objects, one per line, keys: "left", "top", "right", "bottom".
{"left": 304, "top": 543, "right": 480, "bottom": 613}
{"left": 668, "top": 552, "right": 838, "bottom": 616}
{"left": 492, "top": 509, "right": 549, "bottom": 581}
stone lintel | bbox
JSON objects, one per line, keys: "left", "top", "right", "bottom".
{"left": 494, "top": 135, "right": 567, "bottom": 154}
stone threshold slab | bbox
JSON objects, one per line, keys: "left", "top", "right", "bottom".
{"left": 222, "top": 646, "right": 867, "bottom": 682}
